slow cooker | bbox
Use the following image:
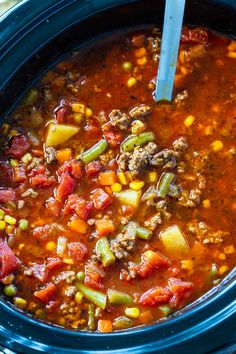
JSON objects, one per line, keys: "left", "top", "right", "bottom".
{"left": 0, "top": 0, "right": 235, "bottom": 353}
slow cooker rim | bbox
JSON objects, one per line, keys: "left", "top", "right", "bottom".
{"left": 0, "top": 0, "right": 235, "bottom": 352}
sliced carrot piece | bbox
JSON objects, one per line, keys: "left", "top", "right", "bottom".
{"left": 98, "top": 319, "right": 113, "bottom": 332}
{"left": 95, "top": 219, "right": 115, "bottom": 236}
{"left": 69, "top": 217, "right": 88, "bottom": 234}
{"left": 99, "top": 171, "right": 117, "bottom": 186}
{"left": 56, "top": 148, "right": 72, "bottom": 164}
{"left": 34, "top": 283, "right": 56, "bottom": 303}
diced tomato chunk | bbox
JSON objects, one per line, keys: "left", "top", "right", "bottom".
{"left": 13, "top": 166, "right": 27, "bottom": 183}
{"left": 32, "top": 224, "right": 51, "bottom": 241}
{"left": 84, "top": 123, "right": 101, "bottom": 140}
{"left": 139, "top": 286, "right": 171, "bottom": 307}
{"left": 0, "top": 188, "right": 16, "bottom": 203}
{"left": 5, "top": 134, "right": 31, "bottom": 159}
{"left": 54, "top": 100, "right": 69, "bottom": 123}
{"left": 68, "top": 242, "right": 88, "bottom": 262}
{"left": 25, "top": 257, "right": 62, "bottom": 282}
{"left": 63, "top": 194, "right": 94, "bottom": 220}
{"left": 28, "top": 165, "right": 48, "bottom": 178}
{"left": 31, "top": 174, "right": 56, "bottom": 188}
{"left": 46, "top": 197, "right": 61, "bottom": 217}
{"left": 45, "top": 257, "right": 63, "bottom": 271}
{"left": 34, "top": 283, "right": 56, "bottom": 303}
{"left": 137, "top": 251, "right": 170, "bottom": 278}
{"left": 0, "top": 239, "right": 18, "bottom": 279}
{"left": 58, "top": 160, "right": 83, "bottom": 180}
{"left": 181, "top": 27, "right": 209, "bottom": 45}
{"left": 102, "top": 123, "right": 123, "bottom": 149}
{"left": 91, "top": 188, "right": 112, "bottom": 210}
{"left": 85, "top": 161, "right": 102, "bottom": 177}
{"left": 168, "top": 278, "right": 193, "bottom": 308}
{"left": 57, "top": 173, "right": 76, "bottom": 199}
{"left": 84, "top": 263, "right": 105, "bottom": 289}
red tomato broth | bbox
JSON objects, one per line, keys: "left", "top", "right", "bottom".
{"left": 0, "top": 26, "right": 235, "bottom": 331}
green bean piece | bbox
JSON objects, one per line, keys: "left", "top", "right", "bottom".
{"left": 113, "top": 316, "right": 133, "bottom": 330}
{"left": 167, "top": 184, "right": 180, "bottom": 198}
{"left": 3, "top": 284, "right": 17, "bottom": 297}
{"left": 88, "top": 303, "right": 96, "bottom": 330}
{"left": 75, "top": 282, "right": 107, "bottom": 309}
{"left": 108, "top": 289, "right": 133, "bottom": 305}
{"left": 80, "top": 139, "right": 108, "bottom": 163}
{"left": 141, "top": 186, "right": 157, "bottom": 202}
{"left": 23, "top": 88, "right": 39, "bottom": 105}
{"left": 19, "top": 219, "right": 29, "bottom": 231}
{"left": 96, "top": 237, "right": 115, "bottom": 267}
{"left": 136, "top": 226, "right": 152, "bottom": 240}
{"left": 159, "top": 305, "right": 172, "bottom": 317}
{"left": 157, "top": 172, "right": 175, "bottom": 198}
{"left": 121, "top": 132, "right": 155, "bottom": 152}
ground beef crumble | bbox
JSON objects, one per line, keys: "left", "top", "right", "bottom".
{"left": 109, "top": 109, "right": 131, "bottom": 131}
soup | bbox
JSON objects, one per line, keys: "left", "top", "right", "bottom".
{"left": 0, "top": 26, "right": 235, "bottom": 332}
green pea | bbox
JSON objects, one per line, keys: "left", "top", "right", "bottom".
{"left": 4, "top": 284, "right": 17, "bottom": 297}
{"left": 19, "top": 219, "right": 29, "bottom": 231}
{"left": 76, "top": 271, "right": 85, "bottom": 282}
{"left": 122, "top": 61, "right": 132, "bottom": 71}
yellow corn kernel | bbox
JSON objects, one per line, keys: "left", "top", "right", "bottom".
{"left": 1, "top": 123, "right": 10, "bottom": 135}
{"left": 202, "top": 199, "right": 211, "bottom": 208}
{"left": 111, "top": 183, "right": 122, "bottom": 193}
{"left": 137, "top": 56, "right": 147, "bottom": 66}
{"left": 9, "top": 129, "right": 18, "bottom": 137}
{"left": 211, "top": 140, "right": 223, "bottom": 152}
{"left": 227, "top": 51, "right": 236, "bottom": 59}
{"left": 135, "top": 47, "right": 147, "bottom": 58}
{"left": 85, "top": 107, "right": 93, "bottom": 118}
{"left": 219, "top": 265, "right": 229, "bottom": 275}
{"left": 63, "top": 258, "right": 74, "bottom": 265}
{"left": 131, "top": 120, "right": 145, "bottom": 134}
{"left": 184, "top": 115, "right": 195, "bottom": 127}
{"left": 179, "top": 50, "right": 185, "bottom": 64}
{"left": 125, "top": 171, "right": 133, "bottom": 182}
{"left": 204, "top": 125, "right": 213, "bottom": 136}
{"left": 180, "top": 66, "right": 188, "bottom": 75}
{"left": 146, "top": 171, "right": 158, "bottom": 183}
{"left": 4, "top": 215, "right": 16, "bottom": 225}
{"left": 14, "top": 297, "right": 27, "bottom": 309}
{"left": 127, "top": 77, "right": 137, "bottom": 88}
{"left": 181, "top": 260, "right": 194, "bottom": 270}
{"left": 118, "top": 172, "right": 128, "bottom": 185}
{"left": 10, "top": 159, "right": 19, "bottom": 167}
{"left": 35, "top": 309, "right": 46, "bottom": 319}
{"left": 144, "top": 250, "right": 155, "bottom": 259}
{"left": 218, "top": 253, "right": 226, "bottom": 260}
{"left": 228, "top": 40, "right": 236, "bottom": 51}
{"left": 224, "top": 245, "right": 235, "bottom": 254}
{"left": 18, "top": 243, "right": 25, "bottom": 251}
{"left": 71, "top": 103, "right": 85, "bottom": 113}
{"left": 129, "top": 179, "right": 144, "bottom": 191}
{"left": 0, "top": 221, "right": 6, "bottom": 230}
{"left": 75, "top": 291, "right": 84, "bottom": 305}
{"left": 6, "top": 225, "right": 15, "bottom": 234}
{"left": 21, "top": 153, "right": 33, "bottom": 164}
{"left": 0, "top": 209, "right": 4, "bottom": 220}
{"left": 46, "top": 241, "right": 56, "bottom": 252}
{"left": 57, "top": 317, "right": 66, "bottom": 326}
{"left": 125, "top": 307, "right": 140, "bottom": 318}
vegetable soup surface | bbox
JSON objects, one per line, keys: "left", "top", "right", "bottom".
{"left": 0, "top": 26, "right": 235, "bottom": 332}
